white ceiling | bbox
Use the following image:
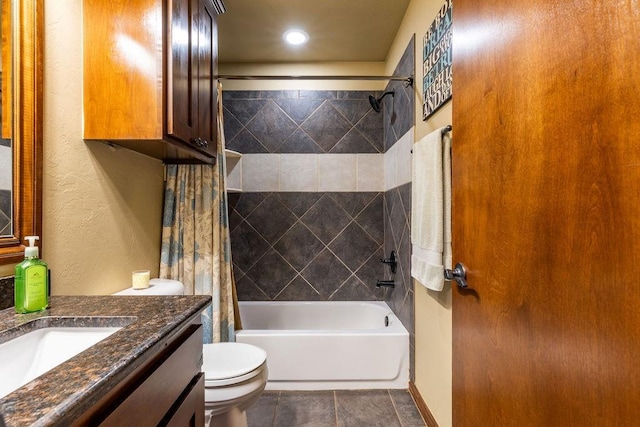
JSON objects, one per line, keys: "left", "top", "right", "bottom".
{"left": 217, "top": 0, "right": 412, "bottom": 63}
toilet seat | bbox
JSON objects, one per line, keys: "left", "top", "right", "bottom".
{"left": 203, "top": 343, "right": 267, "bottom": 387}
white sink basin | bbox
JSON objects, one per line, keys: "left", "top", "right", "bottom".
{"left": 0, "top": 327, "right": 121, "bottom": 399}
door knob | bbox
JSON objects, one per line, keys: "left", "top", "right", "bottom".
{"left": 444, "top": 263, "right": 468, "bottom": 288}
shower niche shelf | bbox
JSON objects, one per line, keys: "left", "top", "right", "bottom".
{"left": 225, "top": 149, "right": 242, "bottom": 193}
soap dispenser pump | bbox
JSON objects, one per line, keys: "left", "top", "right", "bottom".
{"left": 14, "top": 236, "right": 49, "bottom": 313}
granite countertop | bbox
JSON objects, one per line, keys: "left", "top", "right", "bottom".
{"left": 0, "top": 295, "right": 211, "bottom": 426}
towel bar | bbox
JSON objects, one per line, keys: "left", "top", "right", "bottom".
{"left": 411, "top": 125, "right": 452, "bottom": 153}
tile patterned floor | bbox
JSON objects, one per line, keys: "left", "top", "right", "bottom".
{"left": 247, "top": 390, "right": 426, "bottom": 427}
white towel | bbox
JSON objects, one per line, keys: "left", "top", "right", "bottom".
{"left": 410, "top": 127, "right": 452, "bottom": 291}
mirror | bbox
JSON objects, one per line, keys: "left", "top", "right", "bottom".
{"left": 0, "top": 0, "right": 42, "bottom": 265}
{"left": 0, "top": 73, "right": 11, "bottom": 238}
{"left": 1, "top": 0, "right": 12, "bottom": 238}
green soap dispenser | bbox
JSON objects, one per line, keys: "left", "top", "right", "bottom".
{"left": 14, "top": 236, "right": 49, "bottom": 313}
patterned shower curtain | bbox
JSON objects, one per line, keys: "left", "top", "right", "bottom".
{"left": 159, "top": 83, "right": 240, "bottom": 343}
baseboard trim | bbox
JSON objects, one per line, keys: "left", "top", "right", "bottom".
{"left": 409, "top": 381, "right": 439, "bottom": 427}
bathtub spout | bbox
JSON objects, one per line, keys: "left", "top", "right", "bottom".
{"left": 376, "top": 280, "right": 395, "bottom": 288}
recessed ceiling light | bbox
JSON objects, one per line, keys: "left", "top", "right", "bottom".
{"left": 283, "top": 29, "right": 309, "bottom": 46}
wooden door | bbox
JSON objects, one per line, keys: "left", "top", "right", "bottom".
{"left": 452, "top": 0, "right": 640, "bottom": 425}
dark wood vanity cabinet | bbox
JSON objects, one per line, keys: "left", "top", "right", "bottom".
{"left": 72, "top": 321, "right": 205, "bottom": 426}
{"left": 83, "top": 0, "right": 225, "bottom": 164}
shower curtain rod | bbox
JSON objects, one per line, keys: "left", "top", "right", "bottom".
{"left": 216, "top": 74, "right": 414, "bottom": 86}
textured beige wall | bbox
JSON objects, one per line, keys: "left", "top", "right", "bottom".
{"left": 43, "top": 0, "right": 164, "bottom": 295}
{"left": 386, "top": 0, "right": 453, "bottom": 426}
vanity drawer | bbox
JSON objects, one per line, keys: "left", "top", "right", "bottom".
{"left": 72, "top": 320, "right": 204, "bottom": 426}
{"left": 101, "top": 324, "right": 203, "bottom": 426}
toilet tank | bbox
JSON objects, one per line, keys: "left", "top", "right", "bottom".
{"left": 113, "top": 279, "right": 185, "bottom": 296}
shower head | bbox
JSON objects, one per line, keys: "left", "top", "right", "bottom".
{"left": 368, "top": 91, "right": 395, "bottom": 113}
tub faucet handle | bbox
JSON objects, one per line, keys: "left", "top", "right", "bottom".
{"left": 380, "top": 250, "right": 397, "bottom": 274}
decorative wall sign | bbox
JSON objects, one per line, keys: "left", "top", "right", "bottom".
{"left": 423, "top": 0, "right": 452, "bottom": 120}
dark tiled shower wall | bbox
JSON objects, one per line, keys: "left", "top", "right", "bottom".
{"left": 223, "top": 89, "right": 388, "bottom": 303}
{"left": 385, "top": 183, "right": 414, "bottom": 379}
{"left": 383, "top": 37, "right": 416, "bottom": 380}
{"left": 0, "top": 189, "right": 11, "bottom": 236}
{"left": 223, "top": 36, "right": 417, "bottom": 378}
{"left": 228, "top": 192, "right": 385, "bottom": 302}
{"left": 223, "top": 90, "right": 384, "bottom": 154}
{"left": 384, "top": 36, "right": 416, "bottom": 152}
{"left": 0, "top": 137, "right": 12, "bottom": 236}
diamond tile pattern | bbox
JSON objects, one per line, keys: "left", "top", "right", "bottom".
{"left": 223, "top": 90, "right": 383, "bottom": 153}
{"left": 229, "top": 220, "right": 270, "bottom": 273}
{"left": 300, "top": 103, "right": 352, "bottom": 152}
{"left": 384, "top": 183, "right": 414, "bottom": 379}
{"left": 381, "top": 38, "right": 416, "bottom": 380}
{"left": 235, "top": 274, "right": 269, "bottom": 301}
{"left": 224, "top": 99, "right": 267, "bottom": 124}
{"left": 356, "top": 111, "right": 385, "bottom": 153}
{"left": 244, "top": 249, "right": 297, "bottom": 299}
{"left": 230, "top": 191, "right": 383, "bottom": 301}
{"left": 301, "top": 249, "right": 351, "bottom": 298}
{"left": 275, "top": 98, "right": 324, "bottom": 124}
{"left": 0, "top": 189, "right": 11, "bottom": 236}
{"left": 245, "top": 100, "right": 298, "bottom": 152}
{"left": 329, "top": 222, "right": 379, "bottom": 272}
{"left": 245, "top": 194, "right": 297, "bottom": 244}
{"left": 276, "top": 276, "right": 323, "bottom": 301}
{"left": 279, "top": 128, "right": 323, "bottom": 153}
{"left": 226, "top": 128, "right": 268, "bottom": 154}
{"left": 356, "top": 195, "right": 384, "bottom": 245}
{"left": 276, "top": 192, "right": 322, "bottom": 217}
{"left": 224, "top": 39, "right": 415, "bottom": 379}
{"left": 223, "top": 107, "right": 243, "bottom": 141}
{"left": 273, "top": 222, "right": 324, "bottom": 271}
{"left": 301, "top": 194, "right": 351, "bottom": 245}
{"left": 332, "top": 193, "right": 377, "bottom": 217}
{"left": 329, "top": 128, "right": 378, "bottom": 153}
{"left": 384, "top": 36, "right": 415, "bottom": 151}
{"left": 330, "top": 275, "right": 377, "bottom": 301}
{"left": 332, "top": 99, "right": 371, "bottom": 125}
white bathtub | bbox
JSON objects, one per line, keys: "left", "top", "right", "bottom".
{"left": 235, "top": 301, "right": 409, "bottom": 390}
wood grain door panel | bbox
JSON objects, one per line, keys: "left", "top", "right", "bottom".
{"left": 452, "top": 0, "right": 640, "bottom": 425}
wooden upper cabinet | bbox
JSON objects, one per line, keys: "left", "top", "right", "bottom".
{"left": 83, "top": 0, "right": 225, "bottom": 163}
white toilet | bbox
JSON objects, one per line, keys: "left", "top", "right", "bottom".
{"left": 114, "top": 279, "right": 267, "bottom": 427}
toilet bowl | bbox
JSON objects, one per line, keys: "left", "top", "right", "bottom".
{"left": 203, "top": 342, "right": 267, "bottom": 427}
{"left": 113, "top": 279, "right": 267, "bottom": 427}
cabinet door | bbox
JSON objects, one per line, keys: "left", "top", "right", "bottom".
{"left": 168, "top": 0, "right": 198, "bottom": 146}
{"left": 195, "top": 0, "right": 217, "bottom": 157}
{"left": 168, "top": 0, "right": 217, "bottom": 158}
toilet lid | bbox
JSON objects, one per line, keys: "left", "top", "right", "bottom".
{"left": 202, "top": 343, "right": 267, "bottom": 382}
